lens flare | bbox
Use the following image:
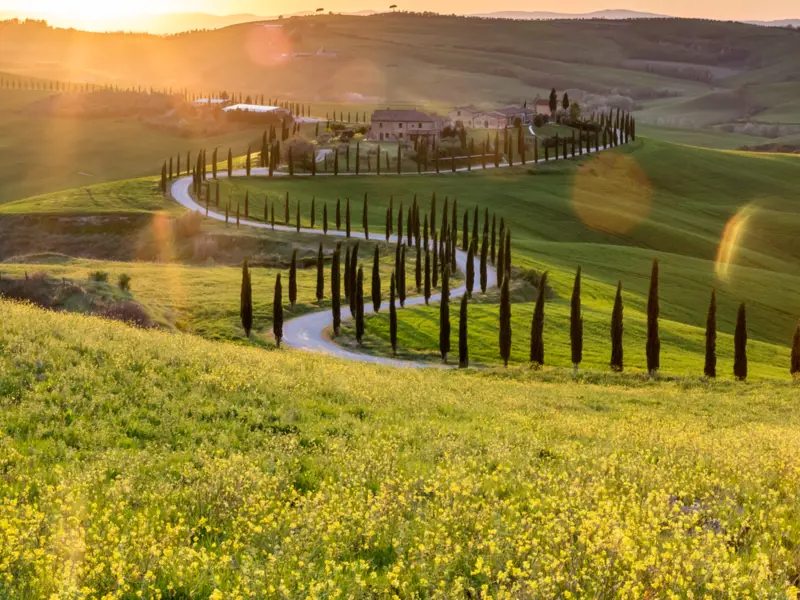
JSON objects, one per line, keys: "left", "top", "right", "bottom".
{"left": 715, "top": 204, "right": 756, "bottom": 281}
{"left": 571, "top": 153, "right": 652, "bottom": 235}
{"left": 246, "top": 24, "right": 293, "bottom": 68}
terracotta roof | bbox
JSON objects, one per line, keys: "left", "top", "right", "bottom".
{"left": 372, "top": 109, "right": 434, "bottom": 122}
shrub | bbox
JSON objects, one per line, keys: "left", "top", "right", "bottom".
{"left": 175, "top": 211, "right": 203, "bottom": 239}
{"left": 89, "top": 270, "right": 109, "bottom": 283}
{"left": 99, "top": 301, "right": 152, "bottom": 328}
{"left": 533, "top": 113, "right": 547, "bottom": 128}
{"left": 118, "top": 273, "right": 132, "bottom": 291}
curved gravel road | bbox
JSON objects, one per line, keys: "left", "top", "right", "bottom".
{"left": 169, "top": 132, "right": 616, "bottom": 366}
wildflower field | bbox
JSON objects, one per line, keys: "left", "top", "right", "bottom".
{"left": 2, "top": 300, "right": 800, "bottom": 599}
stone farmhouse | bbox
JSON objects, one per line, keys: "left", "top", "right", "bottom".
{"left": 448, "top": 101, "right": 549, "bottom": 129}
{"left": 369, "top": 109, "right": 443, "bottom": 142}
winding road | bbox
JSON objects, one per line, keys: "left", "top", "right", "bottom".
{"left": 169, "top": 131, "right": 617, "bottom": 367}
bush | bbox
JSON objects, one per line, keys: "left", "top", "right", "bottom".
{"left": 89, "top": 270, "right": 109, "bottom": 282}
{"left": 99, "top": 301, "right": 153, "bottom": 328}
{"left": 533, "top": 114, "right": 548, "bottom": 128}
{"left": 118, "top": 273, "right": 132, "bottom": 291}
{"left": 175, "top": 211, "right": 203, "bottom": 239}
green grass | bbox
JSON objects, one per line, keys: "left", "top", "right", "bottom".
{"left": 2, "top": 299, "right": 800, "bottom": 597}
{"left": 637, "top": 124, "right": 769, "bottom": 150}
{"left": 0, "top": 248, "right": 420, "bottom": 344}
{"left": 0, "top": 89, "right": 274, "bottom": 202}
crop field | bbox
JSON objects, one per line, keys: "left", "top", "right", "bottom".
{"left": 2, "top": 300, "right": 800, "bottom": 598}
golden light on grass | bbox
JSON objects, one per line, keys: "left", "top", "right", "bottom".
{"left": 571, "top": 153, "right": 652, "bottom": 235}
{"left": 715, "top": 204, "right": 755, "bottom": 281}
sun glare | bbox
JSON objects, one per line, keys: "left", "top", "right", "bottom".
{"left": 24, "top": 0, "right": 179, "bottom": 29}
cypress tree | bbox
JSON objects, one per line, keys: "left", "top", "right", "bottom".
{"left": 355, "top": 142, "right": 360, "bottom": 174}
{"left": 316, "top": 243, "right": 325, "bottom": 303}
{"left": 296, "top": 202, "right": 300, "bottom": 232}
{"left": 349, "top": 242, "right": 359, "bottom": 315}
{"left": 480, "top": 233, "right": 488, "bottom": 293}
{"left": 466, "top": 241, "right": 475, "bottom": 297}
{"left": 336, "top": 198, "right": 341, "bottom": 231}
{"left": 462, "top": 210, "right": 469, "bottom": 250}
{"left": 398, "top": 245, "right": 407, "bottom": 307}
{"left": 310, "top": 196, "right": 316, "bottom": 229}
{"left": 372, "top": 246, "right": 381, "bottom": 312}
{"left": 390, "top": 273, "right": 398, "bottom": 356}
{"left": 334, "top": 148, "right": 339, "bottom": 175}
{"left": 570, "top": 267, "right": 583, "bottom": 372}
{"left": 323, "top": 203, "right": 328, "bottom": 233}
{"left": 734, "top": 302, "right": 748, "bottom": 381}
{"left": 490, "top": 214, "right": 497, "bottom": 264}
{"left": 240, "top": 260, "right": 253, "bottom": 337}
{"left": 236, "top": 203, "right": 240, "bottom": 227}
{"left": 610, "top": 281, "right": 624, "bottom": 372}
{"left": 344, "top": 245, "right": 351, "bottom": 300}
{"left": 704, "top": 289, "right": 717, "bottom": 378}
{"left": 432, "top": 233, "right": 439, "bottom": 288}
{"left": 499, "top": 274, "right": 511, "bottom": 367}
{"left": 346, "top": 198, "right": 351, "bottom": 238}
{"left": 440, "top": 266, "right": 451, "bottom": 363}
{"left": 332, "top": 246, "right": 341, "bottom": 335}
{"left": 271, "top": 200, "right": 275, "bottom": 229}
{"left": 397, "top": 201, "right": 404, "bottom": 245}
{"left": 386, "top": 196, "right": 393, "bottom": 241}
{"left": 423, "top": 214, "right": 429, "bottom": 252}
{"left": 452, "top": 198, "right": 458, "bottom": 242}
{"left": 246, "top": 146, "right": 252, "bottom": 176}
{"left": 363, "top": 193, "right": 369, "bottom": 240}
{"left": 407, "top": 200, "right": 414, "bottom": 248}
{"left": 227, "top": 148, "right": 232, "bottom": 177}
{"left": 459, "top": 294, "right": 469, "bottom": 369}
{"left": 424, "top": 249, "right": 432, "bottom": 304}
{"left": 160, "top": 162, "right": 167, "bottom": 193}
{"left": 215, "top": 183, "right": 220, "bottom": 208}
{"left": 791, "top": 324, "right": 800, "bottom": 378}
{"left": 273, "top": 274, "right": 283, "bottom": 348}
{"left": 530, "top": 272, "right": 548, "bottom": 367}
{"left": 289, "top": 249, "right": 298, "bottom": 308}
{"left": 244, "top": 190, "right": 249, "bottom": 218}
{"left": 355, "top": 266, "right": 365, "bottom": 345}
{"left": 646, "top": 258, "right": 660, "bottom": 375}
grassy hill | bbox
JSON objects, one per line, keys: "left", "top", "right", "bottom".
{"left": 2, "top": 299, "right": 800, "bottom": 597}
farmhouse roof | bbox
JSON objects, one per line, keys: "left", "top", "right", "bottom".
{"left": 495, "top": 106, "right": 535, "bottom": 116}
{"left": 372, "top": 109, "right": 434, "bottom": 122}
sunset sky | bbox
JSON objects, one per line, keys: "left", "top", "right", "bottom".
{"left": 1, "top": 0, "right": 796, "bottom": 24}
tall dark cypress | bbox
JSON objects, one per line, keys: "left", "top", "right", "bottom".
{"left": 466, "top": 241, "right": 475, "bottom": 297}
{"left": 407, "top": 200, "right": 414, "bottom": 248}
{"left": 646, "top": 258, "right": 660, "bottom": 375}
{"left": 355, "top": 266, "right": 365, "bottom": 345}
{"left": 459, "top": 294, "right": 469, "bottom": 369}
{"left": 423, "top": 214, "right": 429, "bottom": 252}
{"left": 227, "top": 148, "right": 232, "bottom": 177}
{"left": 504, "top": 230, "right": 511, "bottom": 281}
{"left": 372, "top": 246, "right": 381, "bottom": 312}
{"left": 240, "top": 260, "right": 253, "bottom": 337}
{"left": 791, "top": 324, "right": 800, "bottom": 378}
{"left": 246, "top": 146, "right": 252, "bottom": 176}
{"left": 462, "top": 210, "right": 469, "bottom": 250}
{"left": 344, "top": 245, "right": 351, "bottom": 300}
{"left": 363, "top": 193, "right": 369, "bottom": 240}
{"left": 491, "top": 214, "right": 497, "bottom": 265}
{"left": 432, "top": 233, "right": 439, "bottom": 289}
{"left": 316, "top": 243, "right": 325, "bottom": 303}
{"left": 530, "top": 272, "right": 548, "bottom": 367}
{"left": 346, "top": 198, "right": 351, "bottom": 238}
{"left": 323, "top": 203, "right": 328, "bottom": 234}
{"left": 398, "top": 245, "right": 407, "bottom": 307}
{"left": 336, "top": 198, "right": 341, "bottom": 231}
{"left": 479, "top": 233, "right": 489, "bottom": 293}
{"left": 610, "top": 281, "right": 624, "bottom": 372}
{"left": 734, "top": 302, "right": 748, "bottom": 381}
{"left": 289, "top": 249, "right": 298, "bottom": 308}
{"left": 704, "top": 289, "right": 717, "bottom": 378}
{"left": 499, "top": 275, "right": 511, "bottom": 367}
{"left": 273, "top": 274, "right": 283, "bottom": 348}
{"left": 424, "top": 249, "right": 432, "bottom": 304}
{"left": 331, "top": 246, "right": 341, "bottom": 335}
{"left": 431, "top": 193, "right": 437, "bottom": 240}
{"left": 386, "top": 196, "right": 393, "bottom": 241}
{"left": 439, "top": 266, "right": 451, "bottom": 363}
{"left": 295, "top": 202, "right": 301, "bottom": 233}
{"left": 570, "top": 267, "right": 583, "bottom": 372}
{"left": 349, "top": 243, "right": 359, "bottom": 315}
{"left": 285, "top": 192, "right": 289, "bottom": 225}
{"left": 390, "top": 273, "right": 398, "bottom": 356}
{"left": 310, "top": 196, "right": 316, "bottom": 229}
{"left": 397, "top": 201, "right": 404, "bottom": 244}
{"left": 452, "top": 198, "right": 458, "bottom": 243}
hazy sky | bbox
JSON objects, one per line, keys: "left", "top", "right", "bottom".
{"left": 1, "top": 0, "right": 796, "bottom": 21}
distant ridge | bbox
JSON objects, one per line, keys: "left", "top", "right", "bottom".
{"left": 470, "top": 9, "right": 667, "bottom": 20}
